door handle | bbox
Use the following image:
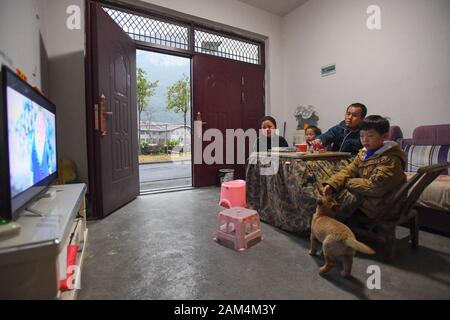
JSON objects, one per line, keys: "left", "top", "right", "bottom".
{"left": 195, "top": 112, "right": 207, "bottom": 139}
{"left": 94, "top": 104, "right": 99, "bottom": 130}
{"left": 195, "top": 112, "right": 207, "bottom": 125}
{"left": 99, "top": 94, "right": 112, "bottom": 136}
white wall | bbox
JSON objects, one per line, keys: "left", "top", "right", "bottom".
{"left": 0, "top": 0, "right": 88, "bottom": 184}
{"left": 282, "top": 0, "right": 450, "bottom": 142}
{"left": 39, "top": 0, "right": 88, "bottom": 184}
{"left": 0, "top": 0, "right": 42, "bottom": 88}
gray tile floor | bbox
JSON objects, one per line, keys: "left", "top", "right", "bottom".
{"left": 78, "top": 187, "right": 450, "bottom": 300}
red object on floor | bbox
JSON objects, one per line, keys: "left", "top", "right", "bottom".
{"left": 59, "top": 245, "right": 79, "bottom": 291}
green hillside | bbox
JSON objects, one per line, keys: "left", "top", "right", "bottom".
{"left": 137, "top": 50, "right": 191, "bottom": 124}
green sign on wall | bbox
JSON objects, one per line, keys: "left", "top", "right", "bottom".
{"left": 321, "top": 64, "right": 336, "bottom": 77}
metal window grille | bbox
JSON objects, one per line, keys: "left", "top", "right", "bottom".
{"left": 103, "top": 7, "right": 189, "bottom": 50}
{"left": 194, "top": 30, "right": 260, "bottom": 64}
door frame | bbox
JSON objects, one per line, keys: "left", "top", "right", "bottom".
{"left": 85, "top": 0, "right": 99, "bottom": 218}
{"left": 85, "top": 0, "right": 266, "bottom": 217}
{"left": 135, "top": 45, "right": 195, "bottom": 192}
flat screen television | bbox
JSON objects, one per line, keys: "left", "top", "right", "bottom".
{"left": 0, "top": 65, "right": 58, "bottom": 222}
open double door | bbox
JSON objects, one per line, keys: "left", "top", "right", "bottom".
{"left": 86, "top": 3, "right": 264, "bottom": 218}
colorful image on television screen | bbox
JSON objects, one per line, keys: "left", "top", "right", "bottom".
{"left": 7, "top": 87, "right": 57, "bottom": 198}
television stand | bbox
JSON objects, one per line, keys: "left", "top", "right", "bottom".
{"left": 0, "top": 183, "right": 88, "bottom": 299}
{"left": 41, "top": 187, "right": 60, "bottom": 199}
{"left": 24, "top": 187, "right": 64, "bottom": 217}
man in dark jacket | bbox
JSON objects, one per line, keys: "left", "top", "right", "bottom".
{"left": 312, "top": 103, "right": 367, "bottom": 155}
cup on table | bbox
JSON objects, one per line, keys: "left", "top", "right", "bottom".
{"left": 312, "top": 142, "right": 325, "bottom": 152}
{"left": 295, "top": 144, "right": 308, "bottom": 152}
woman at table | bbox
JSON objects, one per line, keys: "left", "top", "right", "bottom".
{"left": 253, "top": 116, "right": 289, "bottom": 152}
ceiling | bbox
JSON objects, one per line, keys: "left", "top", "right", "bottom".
{"left": 238, "top": 0, "right": 309, "bottom": 16}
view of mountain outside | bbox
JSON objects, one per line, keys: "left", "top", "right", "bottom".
{"left": 136, "top": 50, "right": 192, "bottom": 192}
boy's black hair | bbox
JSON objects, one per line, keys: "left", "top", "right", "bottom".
{"left": 305, "top": 125, "right": 322, "bottom": 136}
{"left": 259, "top": 115, "right": 277, "bottom": 128}
{"left": 360, "top": 115, "right": 390, "bottom": 134}
{"left": 347, "top": 103, "right": 367, "bottom": 118}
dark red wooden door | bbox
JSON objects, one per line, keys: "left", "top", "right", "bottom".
{"left": 240, "top": 63, "right": 265, "bottom": 176}
{"left": 89, "top": 3, "right": 139, "bottom": 218}
{"left": 242, "top": 63, "right": 265, "bottom": 134}
{"left": 193, "top": 54, "right": 264, "bottom": 187}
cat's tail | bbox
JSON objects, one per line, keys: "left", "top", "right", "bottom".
{"left": 345, "top": 238, "right": 376, "bottom": 255}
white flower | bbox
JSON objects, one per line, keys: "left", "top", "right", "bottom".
{"left": 295, "top": 105, "right": 315, "bottom": 119}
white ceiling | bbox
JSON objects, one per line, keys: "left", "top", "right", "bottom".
{"left": 238, "top": 0, "right": 309, "bottom": 16}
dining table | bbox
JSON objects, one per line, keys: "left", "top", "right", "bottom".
{"left": 245, "top": 151, "right": 356, "bottom": 236}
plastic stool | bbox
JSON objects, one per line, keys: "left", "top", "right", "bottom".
{"left": 219, "top": 179, "right": 246, "bottom": 208}
{"left": 215, "top": 207, "right": 263, "bottom": 251}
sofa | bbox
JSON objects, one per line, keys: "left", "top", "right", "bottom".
{"left": 388, "top": 125, "right": 404, "bottom": 143}
{"left": 401, "top": 124, "right": 450, "bottom": 235}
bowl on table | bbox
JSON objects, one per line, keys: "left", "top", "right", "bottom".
{"left": 295, "top": 144, "right": 308, "bottom": 152}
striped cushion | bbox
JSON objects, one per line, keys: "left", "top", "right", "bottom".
{"left": 404, "top": 145, "right": 450, "bottom": 175}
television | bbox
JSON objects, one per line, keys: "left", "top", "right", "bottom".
{"left": 0, "top": 65, "right": 58, "bottom": 222}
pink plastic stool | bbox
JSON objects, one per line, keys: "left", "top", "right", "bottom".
{"left": 219, "top": 179, "right": 246, "bottom": 208}
{"left": 215, "top": 207, "right": 263, "bottom": 251}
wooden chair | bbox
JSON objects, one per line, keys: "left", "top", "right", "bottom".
{"left": 348, "top": 162, "right": 450, "bottom": 262}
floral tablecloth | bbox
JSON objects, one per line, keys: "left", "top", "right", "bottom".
{"left": 245, "top": 152, "right": 353, "bottom": 236}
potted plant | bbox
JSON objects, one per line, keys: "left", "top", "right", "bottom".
{"left": 294, "top": 105, "right": 319, "bottom": 130}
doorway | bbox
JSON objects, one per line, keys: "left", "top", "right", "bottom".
{"left": 136, "top": 50, "right": 192, "bottom": 192}
{"left": 86, "top": 2, "right": 265, "bottom": 218}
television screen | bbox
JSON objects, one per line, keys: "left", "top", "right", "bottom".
{"left": 1, "top": 65, "right": 57, "bottom": 221}
{"left": 7, "top": 86, "right": 57, "bottom": 197}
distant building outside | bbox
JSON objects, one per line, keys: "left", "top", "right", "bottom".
{"left": 140, "top": 121, "right": 191, "bottom": 150}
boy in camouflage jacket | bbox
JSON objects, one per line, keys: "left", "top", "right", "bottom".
{"left": 323, "top": 115, "right": 407, "bottom": 220}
